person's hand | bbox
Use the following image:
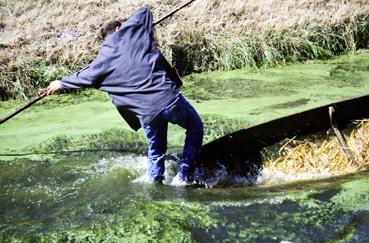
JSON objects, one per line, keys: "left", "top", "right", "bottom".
{"left": 47, "top": 80, "right": 62, "bottom": 95}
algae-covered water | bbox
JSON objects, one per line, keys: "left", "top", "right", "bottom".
{"left": 1, "top": 152, "right": 369, "bottom": 242}
{"left": 1, "top": 51, "right": 369, "bottom": 241}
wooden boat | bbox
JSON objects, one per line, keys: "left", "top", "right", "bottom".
{"left": 198, "top": 94, "right": 369, "bottom": 177}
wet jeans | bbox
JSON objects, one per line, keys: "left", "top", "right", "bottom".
{"left": 143, "top": 94, "right": 204, "bottom": 183}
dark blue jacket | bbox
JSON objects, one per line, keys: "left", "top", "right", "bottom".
{"left": 61, "top": 7, "right": 182, "bottom": 131}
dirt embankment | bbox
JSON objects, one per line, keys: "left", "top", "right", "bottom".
{"left": 1, "top": 0, "right": 369, "bottom": 99}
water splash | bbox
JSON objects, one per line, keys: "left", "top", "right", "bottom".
{"left": 97, "top": 154, "right": 335, "bottom": 187}
{"left": 98, "top": 155, "right": 147, "bottom": 178}
{"left": 256, "top": 167, "right": 333, "bottom": 185}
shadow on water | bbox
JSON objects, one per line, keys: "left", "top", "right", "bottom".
{"left": 1, "top": 150, "right": 369, "bottom": 242}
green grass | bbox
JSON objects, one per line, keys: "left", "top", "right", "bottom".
{"left": 1, "top": 51, "right": 369, "bottom": 156}
{"left": 168, "top": 15, "right": 369, "bottom": 74}
{"left": 216, "top": 16, "right": 369, "bottom": 71}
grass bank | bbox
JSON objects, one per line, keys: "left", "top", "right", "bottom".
{"left": 1, "top": 0, "right": 369, "bottom": 99}
{"left": 1, "top": 51, "right": 369, "bottom": 157}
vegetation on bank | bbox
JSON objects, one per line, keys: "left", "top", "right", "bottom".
{"left": 1, "top": 0, "right": 369, "bottom": 99}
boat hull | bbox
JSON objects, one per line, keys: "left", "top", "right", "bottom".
{"left": 198, "top": 94, "right": 369, "bottom": 177}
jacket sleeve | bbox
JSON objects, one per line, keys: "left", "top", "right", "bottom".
{"left": 130, "top": 6, "right": 182, "bottom": 87}
{"left": 123, "top": 6, "right": 153, "bottom": 34}
{"left": 61, "top": 44, "right": 116, "bottom": 90}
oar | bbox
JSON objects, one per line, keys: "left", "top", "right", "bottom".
{"left": 0, "top": 0, "right": 196, "bottom": 125}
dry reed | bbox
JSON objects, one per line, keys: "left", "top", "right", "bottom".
{"left": 1, "top": 0, "right": 369, "bottom": 99}
{"left": 263, "top": 120, "right": 369, "bottom": 177}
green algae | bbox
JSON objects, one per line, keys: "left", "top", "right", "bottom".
{"left": 21, "top": 201, "right": 216, "bottom": 243}
{"left": 1, "top": 51, "right": 369, "bottom": 242}
{"left": 1, "top": 201, "right": 217, "bottom": 243}
{"left": 35, "top": 128, "right": 148, "bottom": 154}
{"left": 1, "top": 152, "right": 369, "bottom": 242}
{"left": 331, "top": 177, "right": 369, "bottom": 212}
{"left": 0, "top": 111, "right": 250, "bottom": 157}
{"left": 199, "top": 174, "right": 369, "bottom": 242}
{"left": 183, "top": 51, "right": 369, "bottom": 101}
{"left": 1, "top": 51, "right": 369, "bottom": 156}
{"left": 0, "top": 155, "right": 218, "bottom": 242}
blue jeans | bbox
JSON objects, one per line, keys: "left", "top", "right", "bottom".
{"left": 143, "top": 94, "right": 204, "bottom": 183}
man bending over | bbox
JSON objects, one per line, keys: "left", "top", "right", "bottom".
{"left": 47, "top": 6, "right": 204, "bottom": 185}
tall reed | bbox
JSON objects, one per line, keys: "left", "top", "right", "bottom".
{"left": 1, "top": 0, "right": 368, "bottom": 99}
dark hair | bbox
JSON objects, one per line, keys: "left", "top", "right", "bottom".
{"left": 100, "top": 20, "right": 122, "bottom": 39}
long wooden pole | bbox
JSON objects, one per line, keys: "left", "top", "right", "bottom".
{"left": 153, "top": 0, "right": 195, "bottom": 26}
{"left": 0, "top": 91, "right": 48, "bottom": 125}
{"left": 0, "top": 0, "right": 196, "bottom": 125}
